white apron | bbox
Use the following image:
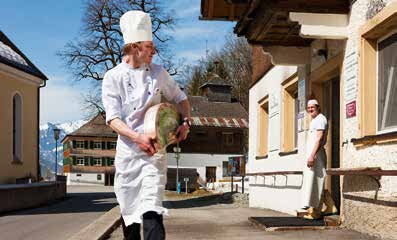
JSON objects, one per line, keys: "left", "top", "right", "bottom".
{"left": 101, "top": 61, "right": 187, "bottom": 226}
{"left": 301, "top": 119, "right": 327, "bottom": 208}
{"left": 114, "top": 141, "right": 168, "bottom": 225}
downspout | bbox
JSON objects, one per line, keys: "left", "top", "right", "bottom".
{"left": 38, "top": 79, "right": 47, "bottom": 181}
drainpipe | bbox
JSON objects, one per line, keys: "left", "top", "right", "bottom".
{"left": 38, "top": 78, "right": 47, "bottom": 181}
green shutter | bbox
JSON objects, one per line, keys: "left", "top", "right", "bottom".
{"left": 102, "top": 157, "right": 106, "bottom": 166}
{"left": 84, "top": 156, "right": 89, "bottom": 166}
{"left": 72, "top": 140, "right": 76, "bottom": 148}
{"left": 106, "top": 157, "right": 110, "bottom": 166}
{"left": 102, "top": 141, "right": 106, "bottom": 150}
{"left": 107, "top": 142, "right": 111, "bottom": 149}
{"left": 90, "top": 157, "right": 94, "bottom": 166}
{"left": 72, "top": 156, "right": 77, "bottom": 165}
{"left": 84, "top": 140, "right": 88, "bottom": 149}
{"left": 90, "top": 141, "right": 94, "bottom": 149}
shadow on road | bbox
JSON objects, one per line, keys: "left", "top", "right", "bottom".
{"left": 1, "top": 191, "right": 117, "bottom": 216}
{"left": 163, "top": 193, "right": 234, "bottom": 209}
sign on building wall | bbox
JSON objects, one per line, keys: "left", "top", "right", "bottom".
{"left": 344, "top": 51, "right": 358, "bottom": 103}
{"left": 228, "top": 156, "right": 245, "bottom": 176}
{"left": 344, "top": 51, "right": 358, "bottom": 119}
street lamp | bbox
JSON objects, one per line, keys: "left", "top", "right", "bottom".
{"left": 53, "top": 128, "right": 60, "bottom": 181}
{"left": 173, "top": 145, "right": 181, "bottom": 194}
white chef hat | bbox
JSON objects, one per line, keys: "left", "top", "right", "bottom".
{"left": 307, "top": 99, "right": 319, "bottom": 107}
{"left": 120, "top": 10, "right": 152, "bottom": 44}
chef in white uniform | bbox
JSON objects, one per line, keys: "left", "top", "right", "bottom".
{"left": 301, "top": 99, "right": 328, "bottom": 220}
{"left": 102, "top": 10, "right": 191, "bottom": 240}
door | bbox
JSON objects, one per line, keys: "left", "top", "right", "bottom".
{"left": 206, "top": 166, "right": 217, "bottom": 183}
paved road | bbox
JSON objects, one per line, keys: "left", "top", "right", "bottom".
{"left": 109, "top": 193, "right": 381, "bottom": 240}
{"left": 0, "top": 185, "right": 117, "bottom": 240}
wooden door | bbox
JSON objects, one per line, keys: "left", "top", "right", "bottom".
{"left": 206, "top": 166, "right": 217, "bottom": 182}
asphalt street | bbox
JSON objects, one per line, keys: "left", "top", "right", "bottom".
{"left": 0, "top": 185, "right": 117, "bottom": 240}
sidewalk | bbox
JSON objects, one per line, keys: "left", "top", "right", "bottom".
{"left": 105, "top": 192, "right": 381, "bottom": 240}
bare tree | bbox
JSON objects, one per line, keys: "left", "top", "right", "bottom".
{"left": 184, "top": 34, "right": 252, "bottom": 110}
{"left": 58, "top": 0, "right": 177, "bottom": 117}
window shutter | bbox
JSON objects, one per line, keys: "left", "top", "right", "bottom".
{"left": 84, "top": 140, "right": 88, "bottom": 149}
{"left": 107, "top": 142, "right": 111, "bottom": 149}
{"left": 102, "top": 141, "right": 106, "bottom": 150}
{"left": 102, "top": 157, "right": 106, "bottom": 166}
{"left": 90, "top": 141, "right": 94, "bottom": 149}
{"left": 72, "top": 140, "right": 76, "bottom": 148}
{"left": 72, "top": 156, "right": 77, "bottom": 165}
{"left": 106, "top": 157, "right": 111, "bottom": 166}
{"left": 90, "top": 157, "right": 94, "bottom": 166}
{"left": 84, "top": 156, "right": 89, "bottom": 166}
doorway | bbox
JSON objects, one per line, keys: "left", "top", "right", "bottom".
{"left": 322, "top": 77, "right": 341, "bottom": 210}
{"left": 206, "top": 166, "right": 217, "bottom": 183}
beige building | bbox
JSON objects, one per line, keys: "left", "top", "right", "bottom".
{"left": 201, "top": 0, "right": 397, "bottom": 239}
{"left": 0, "top": 31, "right": 47, "bottom": 184}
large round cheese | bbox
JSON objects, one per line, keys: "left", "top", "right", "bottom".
{"left": 144, "top": 103, "right": 181, "bottom": 150}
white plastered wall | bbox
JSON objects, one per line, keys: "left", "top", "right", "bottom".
{"left": 248, "top": 65, "right": 308, "bottom": 215}
{"left": 66, "top": 173, "right": 105, "bottom": 186}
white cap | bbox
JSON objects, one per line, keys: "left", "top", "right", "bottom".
{"left": 307, "top": 99, "right": 319, "bottom": 106}
{"left": 120, "top": 10, "right": 152, "bottom": 44}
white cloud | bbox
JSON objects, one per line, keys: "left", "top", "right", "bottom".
{"left": 40, "top": 76, "right": 87, "bottom": 124}
{"left": 175, "top": 5, "right": 200, "bottom": 18}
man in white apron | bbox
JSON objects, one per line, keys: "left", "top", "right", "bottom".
{"left": 102, "top": 11, "right": 191, "bottom": 239}
{"left": 301, "top": 99, "right": 332, "bottom": 220}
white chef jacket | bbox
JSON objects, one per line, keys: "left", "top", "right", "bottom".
{"left": 102, "top": 61, "right": 187, "bottom": 226}
{"left": 301, "top": 113, "right": 328, "bottom": 208}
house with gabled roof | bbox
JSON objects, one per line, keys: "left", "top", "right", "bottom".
{"left": 0, "top": 31, "right": 48, "bottom": 184}
{"left": 61, "top": 113, "right": 117, "bottom": 186}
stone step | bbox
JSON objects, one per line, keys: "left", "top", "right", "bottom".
{"left": 324, "top": 215, "right": 341, "bottom": 226}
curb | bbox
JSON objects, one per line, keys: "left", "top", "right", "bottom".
{"left": 68, "top": 206, "right": 121, "bottom": 240}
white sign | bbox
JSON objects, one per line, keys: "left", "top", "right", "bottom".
{"left": 183, "top": 178, "right": 189, "bottom": 182}
{"left": 344, "top": 51, "right": 358, "bottom": 103}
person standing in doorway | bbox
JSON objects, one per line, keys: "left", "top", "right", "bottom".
{"left": 102, "top": 10, "right": 191, "bottom": 239}
{"left": 301, "top": 99, "right": 336, "bottom": 220}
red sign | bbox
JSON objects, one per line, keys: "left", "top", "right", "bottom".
{"left": 346, "top": 101, "right": 356, "bottom": 119}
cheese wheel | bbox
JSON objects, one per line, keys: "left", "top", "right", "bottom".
{"left": 144, "top": 103, "right": 181, "bottom": 150}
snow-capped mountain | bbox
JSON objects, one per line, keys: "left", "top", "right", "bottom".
{"left": 40, "top": 120, "right": 87, "bottom": 175}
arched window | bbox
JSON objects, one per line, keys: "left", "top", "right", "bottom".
{"left": 13, "top": 93, "right": 22, "bottom": 162}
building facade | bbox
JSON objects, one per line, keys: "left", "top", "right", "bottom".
{"left": 0, "top": 31, "right": 48, "bottom": 184}
{"left": 201, "top": 0, "right": 397, "bottom": 239}
{"left": 62, "top": 113, "right": 117, "bottom": 186}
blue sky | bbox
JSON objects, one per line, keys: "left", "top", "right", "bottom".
{"left": 0, "top": 0, "right": 234, "bottom": 124}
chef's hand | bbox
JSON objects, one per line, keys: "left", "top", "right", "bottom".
{"left": 307, "top": 155, "right": 315, "bottom": 168}
{"left": 176, "top": 122, "right": 190, "bottom": 142}
{"left": 135, "top": 134, "right": 157, "bottom": 156}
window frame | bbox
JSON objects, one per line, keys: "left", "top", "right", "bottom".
{"left": 222, "top": 132, "right": 234, "bottom": 146}
{"left": 376, "top": 29, "right": 397, "bottom": 134}
{"left": 257, "top": 95, "right": 269, "bottom": 157}
{"left": 93, "top": 141, "right": 102, "bottom": 150}
{"left": 76, "top": 157, "right": 85, "bottom": 166}
{"left": 109, "top": 141, "right": 117, "bottom": 150}
{"left": 281, "top": 74, "right": 299, "bottom": 152}
{"left": 12, "top": 92, "right": 22, "bottom": 163}
{"left": 75, "top": 140, "right": 85, "bottom": 149}
{"left": 93, "top": 157, "right": 102, "bottom": 166}
{"left": 359, "top": 1, "right": 397, "bottom": 138}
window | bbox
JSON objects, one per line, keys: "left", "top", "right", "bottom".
{"left": 97, "top": 174, "right": 102, "bottom": 181}
{"left": 282, "top": 75, "right": 299, "bottom": 151}
{"left": 13, "top": 93, "right": 22, "bottom": 162}
{"left": 76, "top": 173, "right": 82, "bottom": 177}
{"left": 77, "top": 157, "right": 84, "bottom": 166}
{"left": 76, "top": 140, "right": 84, "bottom": 149}
{"left": 360, "top": 3, "right": 397, "bottom": 136}
{"left": 377, "top": 32, "right": 397, "bottom": 132}
{"left": 222, "top": 161, "right": 230, "bottom": 177}
{"left": 258, "top": 96, "right": 269, "bottom": 156}
{"left": 93, "top": 157, "right": 102, "bottom": 166}
{"left": 222, "top": 132, "right": 234, "bottom": 145}
{"left": 93, "top": 141, "right": 102, "bottom": 149}
{"left": 109, "top": 141, "right": 117, "bottom": 149}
